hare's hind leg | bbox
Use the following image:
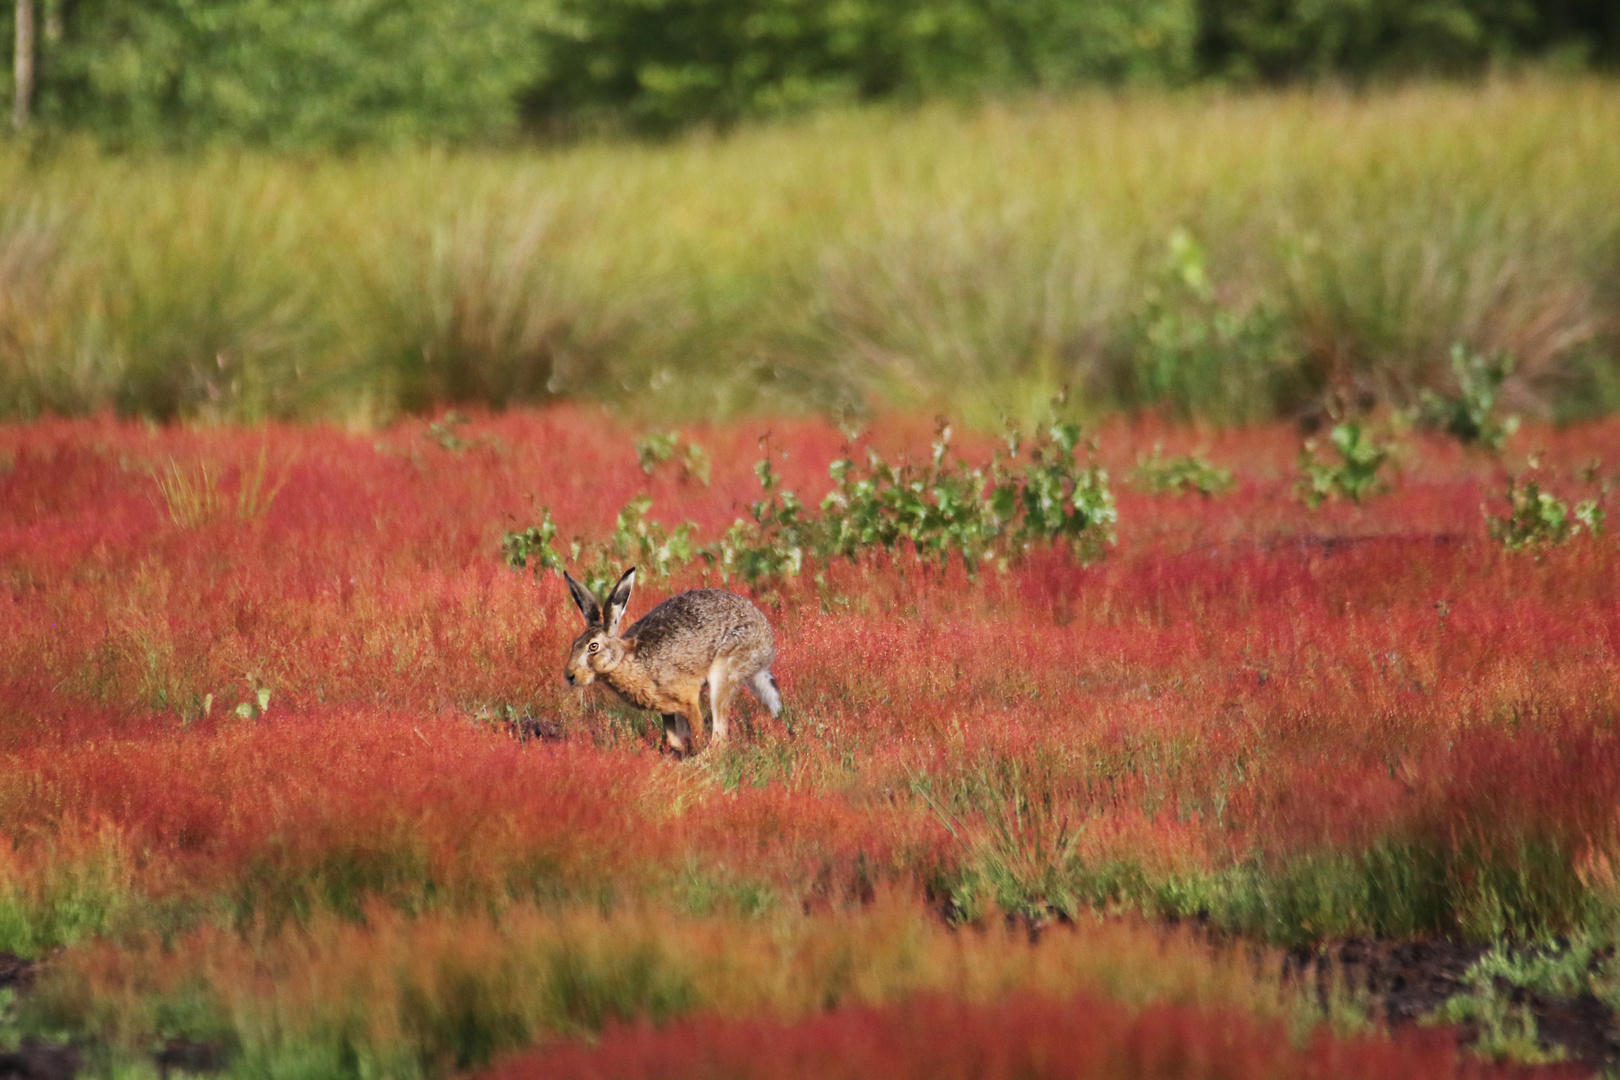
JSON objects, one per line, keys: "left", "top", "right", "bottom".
{"left": 678, "top": 682, "right": 709, "bottom": 755}
{"left": 706, "top": 659, "right": 735, "bottom": 748}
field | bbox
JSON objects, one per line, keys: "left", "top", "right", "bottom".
{"left": 0, "top": 403, "right": 1617, "bottom": 1076}
{"left": 2, "top": 77, "right": 1619, "bottom": 427}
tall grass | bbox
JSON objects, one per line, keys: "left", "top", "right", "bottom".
{"left": 18, "top": 899, "right": 1335, "bottom": 1076}
{"left": 1, "top": 78, "right": 1617, "bottom": 424}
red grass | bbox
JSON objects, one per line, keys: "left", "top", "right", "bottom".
{"left": 485, "top": 992, "right": 1576, "bottom": 1080}
{"left": 0, "top": 713, "right": 950, "bottom": 916}
{"left": 1, "top": 408, "right": 1618, "bottom": 931}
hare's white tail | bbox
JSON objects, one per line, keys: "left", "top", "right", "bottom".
{"left": 748, "top": 669, "right": 782, "bottom": 717}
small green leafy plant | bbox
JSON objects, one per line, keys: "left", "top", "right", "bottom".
{"left": 504, "top": 496, "right": 696, "bottom": 597}
{"left": 425, "top": 412, "right": 474, "bottom": 452}
{"left": 1125, "top": 229, "right": 1296, "bottom": 425}
{"left": 634, "top": 431, "right": 711, "bottom": 486}
{"left": 1416, "top": 344, "right": 1520, "bottom": 452}
{"left": 703, "top": 419, "right": 1116, "bottom": 583}
{"left": 703, "top": 457, "right": 814, "bottom": 584}
{"left": 1129, "top": 444, "right": 1234, "bottom": 497}
{"left": 505, "top": 415, "right": 1116, "bottom": 589}
{"left": 1487, "top": 471, "right": 1603, "bottom": 550}
{"left": 1297, "top": 423, "right": 1394, "bottom": 508}
{"left": 1423, "top": 937, "right": 1620, "bottom": 1065}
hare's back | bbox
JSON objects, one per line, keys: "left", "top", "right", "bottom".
{"left": 626, "top": 589, "right": 772, "bottom": 664}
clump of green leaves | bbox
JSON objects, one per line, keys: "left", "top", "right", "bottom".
{"left": 1423, "top": 937, "right": 1620, "bottom": 1065}
{"left": 502, "top": 512, "right": 564, "bottom": 574}
{"left": 1416, "top": 344, "right": 1521, "bottom": 452}
{"left": 1428, "top": 987, "right": 1558, "bottom": 1065}
{"left": 426, "top": 413, "right": 473, "bottom": 452}
{"left": 1129, "top": 444, "right": 1234, "bottom": 497}
{"left": 503, "top": 496, "right": 696, "bottom": 597}
{"left": 1297, "top": 423, "right": 1394, "bottom": 507}
{"left": 1006, "top": 419, "right": 1118, "bottom": 561}
{"left": 634, "top": 431, "right": 711, "bottom": 486}
{"left": 703, "top": 458, "right": 813, "bottom": 584}
{"left": 1487, "top": 469, "right": 1604, "bottom": 550}
{"left": 504, "top": 416, "right": 1116, "bottom": 589}
{"left": 705, "top": 419, "right": 1115, "bottom": 583}
{"left": 1125, "top": 229, "right": 1296, "bottom": 425}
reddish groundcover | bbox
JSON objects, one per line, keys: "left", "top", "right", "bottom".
{"left": 485, "top": 993, "right": 1579, "bottom": 1080}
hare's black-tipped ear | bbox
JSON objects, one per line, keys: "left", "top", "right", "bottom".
{"left": 562, "top": 571, "right": 602, "bottom": 626}
{"left": 606, "top": 566, "right": 636, "bottom": 634}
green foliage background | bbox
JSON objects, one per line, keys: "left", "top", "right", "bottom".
{"left": 1, "top": 0, "right": 1616, "bottom": 143}
{"left": 18, "top": 0, "right": 553, "bottom": 146}
{"left": 523, "top": 0, "right": 1197, "bottom": 133}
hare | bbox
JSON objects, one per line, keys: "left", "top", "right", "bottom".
{"left": 562, "top": 566, "right": 781, "bottom": 757}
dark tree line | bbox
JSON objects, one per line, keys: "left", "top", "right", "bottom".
{"left": 6, "top": 0, "right": 1617, "bottom": 145}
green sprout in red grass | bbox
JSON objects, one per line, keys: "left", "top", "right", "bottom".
{"left": 1487, "top": 471, "right": 1604, "bottom": 550}
{"left": 1415, "top": 344, "right": 1521, "bottom": 454}
{"left": 1129, "top": 443, "right": 1234, "bottom": 497}
{"left": 1297, "top": 422, "right": 1395, "bottom": 508}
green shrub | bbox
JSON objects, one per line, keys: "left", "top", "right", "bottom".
{"left": 1119, "top": 229, "right": 1299, "bottom": 424}
{"left": 635, "top": 431, "right": 711, "bottom": 485}
{"left": 1296, "top": 422, "right": 1395, "bottom": 507}
{"left": 1129, "top": 444, "right": 1234, "bottom": 496}
{"left": 506, "top": 416, "right": 1116, "bottom": 590}
{"left": 1415, "top": 343, "right": 1520, "bottom": 452}
{"left": 524, "top": 0, "right": 1197, "bottom": 133}
{"left": 1197, "top": 0, "right": 1619, "bottom": 81}
{"left": 33, "top": 0, "right": 550, "bottom": 148}
{"left": 504, "top": 496, "right": 699, "bottom": 599}
{"left": 1487, "top": 472, "right": 1604, "bottom": 549}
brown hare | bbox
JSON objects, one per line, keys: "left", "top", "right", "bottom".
{"left": 562, "top": 566, "right": 781, "bottom": 757}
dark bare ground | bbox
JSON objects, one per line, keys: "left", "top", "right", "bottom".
{"left": 998, "top": 909, "right": 1620, "bottom": 1071}
{"left": 1289, "top": 938, "right": 1620, "bottom": 1074}
{"left": 154, "top": 1038, "right": 232, "bottom": 1079}
{"left": 0, "top": 955, "right": 77, "bottom": 1080}
{"left": 0, "top": 954, "right": 34, "bottom": 995}
{"left": 0, "top": 1043, "right": 79, "bottom": 1080}
{"left": 0, "top": 953, "right": 231, "bottom": 1080}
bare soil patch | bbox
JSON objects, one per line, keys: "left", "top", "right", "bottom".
{"left": 1292, "top": 938, "right": 1620, "bottom": 1073}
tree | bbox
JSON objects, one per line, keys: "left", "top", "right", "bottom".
{"left": 11, "top": 0, "right": 32, "bottom": 129}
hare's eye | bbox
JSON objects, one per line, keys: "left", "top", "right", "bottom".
{"left": 588, "top": 642, "right": 600, "bottom": 652}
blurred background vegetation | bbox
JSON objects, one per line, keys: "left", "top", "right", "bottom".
{"left": 0, "top": 1, "right": 1617, "bottom": 424}
{"left": 5, "top": 0, "right": 1616, "bottom": 141}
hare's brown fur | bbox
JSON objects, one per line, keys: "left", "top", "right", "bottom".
{"left": 563, "top": 568, "right": 780, "bottom": 756}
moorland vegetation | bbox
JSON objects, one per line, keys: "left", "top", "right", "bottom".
{"left": 0, "top": 406, "right": 1616, "bottom": 1074}
{"left": 3, "top": 6, "right": 1620, "bottom": 1074}
{"left": 1, "top": 81, "right": 1619, "bottom": 429}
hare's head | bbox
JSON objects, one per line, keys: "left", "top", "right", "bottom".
{"left": 562, "top": 567, "right": 636, "bottom": 687}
